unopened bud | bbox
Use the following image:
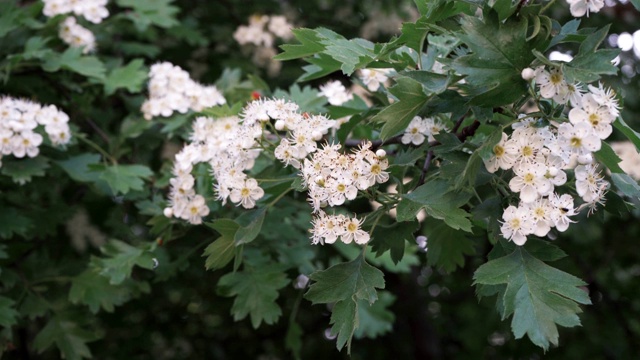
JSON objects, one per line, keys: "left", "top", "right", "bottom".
{"left": 274, "top": 120, "right": 285, "bottom": 131}
{"left": 312, "top": 130, "right": 323, "bottom": 141}
{"left": 521, "top": 67, "right": 535, "bottom": 81}
{"left": 548, "top": 167, "right": 559, "bottom": 177}
{"left": 293, "top": 274, "right": 309, "bottom": 289}
{"left": 416, "top": 235, "right": 428, "bottom": 250}
{"left": 376, "top": 149, "right": 387, "bottom": 158}
{"left": 163, "top": 207, "right": 173, "bottom": 218}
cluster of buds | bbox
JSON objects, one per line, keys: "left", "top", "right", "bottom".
{"left": 0, "top": 96, "right": 71, "bottom": 170}
{"left": 141, "top": 62, "right": 226, "bottom": 120}
{"left": 487, "top": 66, "right": 620, "bottom": 245}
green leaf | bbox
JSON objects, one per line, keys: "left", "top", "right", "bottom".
{"left": 563, "top": 26, "right": 619, "bottom": 83}
{"left": 401, "top": 179, "right": 473, "bottom": 232}
{"left": 103, "top": 59, "right": 147, "bottom": 95}
{"left": 594, "top": 141, "right": 624, "bottom": 174}
{"left": 33, "top": 316, "right": 95, "bottom": 360}
{"left": 0, "top": 296, "right": 19, "bottom": 328}
{"left": 323, "top": 37, "right": 375, "bottom": 75}
{"left": 370, "top": 220, "right": 419, "bottom": 264}
{"left": 234, "top": 208, "right": 267, "bottom": 245}
{"left": 373, "top": 77, "right": 429, "bottom": 141}
{"left": 217, "top": 264, "right": 289, "bottom": 328}
{"left": 456, "top": 126, "right": 503, "bottom": 188}
{"left": 91, "top": 164, "right": 153, "bottom": 195}
{"left": 611, "top": 173, "right": 640, "bottom": 200}
{"left": 613, "top": 117, "right": 640, "bottom": 152}
{"left": 401, "top": 70, "right": 452, "bottom": 94}
{"left": 474, "top": 247, "right": 591, "bottom": 350}
{"left": 631, "top": 0, "right": 640, "bottom": 11}
{"left": 305, "top": 253, "right": 385, "bottom": 305}
{"left": 354, "top": 291, "right": 396, "bottom": 339}
{"left": 0, "top": 207, "right": 32, "bottom": 239}
{"left": 42, "top": 47, "right": 106, "bottom": 80}
{"left": 274, "top": 28, "right": 327, "bottom": 61}
{"left": 272, "top": 84, "right": 326, "bottom": 114}
{"left": 116, "top": 0, "right": 180, "bottom": 30}
{"left": 1, "top": 156, "right": 50, "bottom": 184}
{"left": 0, "top": 1, "right": 22, "bottom": 37}
{"left": 329, "top": 299, "right": 358, "bottom": 352}
{"left": 55, "top": 154, "right": 102, "bottom": 182}
{"left": 69, "top": 270, "right": 150, "bottom": 313}
{"left": 92, "top": 240, "right": 156, "bottom": 285}
{"left": 423, "top": 218, "right": 475, "bottom": 273}
{"left": 452, "top": 11, "right": 538, "bottom": 107}
{"left": 203, "top": 219, "right": 239, "bottom": 270}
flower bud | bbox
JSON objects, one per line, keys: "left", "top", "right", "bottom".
{"left": 163, "top": 207, "right": 173, "bottom": 218}
{"left": 293, "top": 274, "right": 309, "bottom": 289}
{"left": 521, "top": 67, "right": 535, "bottom": 81}
{"left": 376, "top": 149, "right": 386, "bottom": 158}
{"left": 548, "top": 167, "right": 559, "bottom": 177}
{"left": 312, "top": 130, "right": 323, "bottom": 141}
{"left": 416, "top": 235, "right": 428, "bottom": 250}
{"left": 274, "top": 119, "right": 285, "bottom": 131}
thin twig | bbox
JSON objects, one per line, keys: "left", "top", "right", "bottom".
{"left": 85, "top": 118, "right": 111, "bottom": 144}
{"left": 417, "top": 150, "right": 434, "bottom": 186}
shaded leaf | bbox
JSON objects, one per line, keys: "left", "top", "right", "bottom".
{"left": 423, "top": 218, "right": 475, "bottom": 272}
{"left": 103, "top": 59, "right": 147, "bottom": 95}
{"left": 203, "top": 219, "right": 239, "bottom": 271}
{"left": 474, "top": 247, "right": 591, "bottom": 350}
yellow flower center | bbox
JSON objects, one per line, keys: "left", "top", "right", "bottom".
{"left": 371, "top": 164, "right": 381, "bottom": 174}
{"left": 570, "top": 137, "right": 582, "bottom": 148}
{"left": 589, "top": 113, "right": 600, "bottom": 126}
{"left": 509, "top": 218, "right": 521, "bottom": 229}
{"left": 241, "top": 188, "right": 250, "bottom": 197}
{"left": 337, "top": 184, "right": 346, "bottom": 192}
{"left": 493, "top": 145, "right": 505, "bottom": 157}
{"left": 522, "top": 146, "right": 533, "bottom": 157}
{"left": 524, "top": 173, "right": 535, "bottom": 183}
{"left": 550, "top": 72, "right": 563, "bottom": 85}
{"left": 347, "top": 222, "right": 357, "bottom": 232}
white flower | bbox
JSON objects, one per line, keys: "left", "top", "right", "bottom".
{"left": 574, "top": 164, "right": 607, "bottom": 203}
{"left": 549, "top": 193, "right": 576, "bottom": 232}
{"left": 229, "top": 178, "right": 264, "bottom": 209}
{"left": 500, "top": 205, "right": 534, "bottom": 245}
{"left": 509, "top": 162, "right": 552, "bottom": 203}
{"left": 483, "top": 132, "right": 516, "bottom": 173}
{"left": 319, "top": 81, "right": 353, "bottom": 106}
{"left": 180, "top": 195, "right": 210, "bottom": 225}
{"left": 267, "top": 15, "right": 293, "bottom": 39}
{"left": 359, "top": 68, "right": 392, "bottom": 92}
{"left": 535, "top": 67, "right": 569, "bottom": 101}
{"left": 568, "top": 93, "right": 615, "bottom": 139}
{"left": 274, "top": 139, "right": 301, "bottom": 168}
{"left": 525, "top": 199, "right": 554, "bottom": 237}
{"left": 11, "top": 131, "right": 43, "bottom": 158}
{"left": 588, "top": 83, "right": 620, "bottom": 118}
{"left": 59, "top": 16, "right": 96, "bottom": 54}
{"left": 566, "top": 0, "right": 605, "bottom": 17}
{"left": 557, "top": 122, "right": 601, "bottom": 162}
{"left": 340, "top": 216, "right": 370, "bottom": 245}
{"left": 504, "top": 128, "right": 544, "bottom": 166}
{"left": 401, "top": 116, "right": 428, "bottom": 145}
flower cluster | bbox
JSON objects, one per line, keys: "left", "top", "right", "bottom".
{"left": 401, "top": 115, "right": 449, "bottom": 145}
{"left": 141, "top": 62, "right": 226, "bottom": 120}
{"left": 59, "top": 16, "right": 96, "bottom": 54}
{"left": 310, "top": 211, "right": 370, "bottom": 245}
{"left": 485, "top": 68, "right": 620, "bottom": 245}
{"left": 233, "top": 15, "right": 293, "bottom": 47}
{"left": 43, "top": 0, "right": 109, "bottom": 24}
{"left": 299, "top": 142, "right": 389, "bottom": 213}
{"left": 0, "top": 96, "right": 71, "bottom": 168}
{"left": 233, "top": 15, "right": 294, "bottom": 76}
{"left": 164, "top": 113, "right": 265, "bottom": 224}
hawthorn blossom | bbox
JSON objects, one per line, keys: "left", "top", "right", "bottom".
{"left": 500, "top": 205, "right": 534, "bottom": 246}
{"left": 483, "top": 132, "right": 516, "bottom": 173}
{"left": 319, "top": 81, "right": 353, "bottom": 106}
{"left": 402, "top": 116, "right": 428, "bottom": 145}
{"left": 340, "top": 216, "right": 370, "bottom": 244}
{"left": 359, "top": 68, "right": 392, "bottom": 92}
{"left": 509, "top": 162, "right": 552, "bottom": 203}
{"left": 549, "top": 193, "right": 577, "bottom": 232}
{"left": 574, "top": 164, "right": 608, "bottom": 203}
{"left": 566, "top": 0, "right": 605, "bottom": 18}
{"left": 535, "top": 67, "right": 569, "bottom": 101}
{"left": 569, "top": 93, "right": 615, "bottom": 139}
